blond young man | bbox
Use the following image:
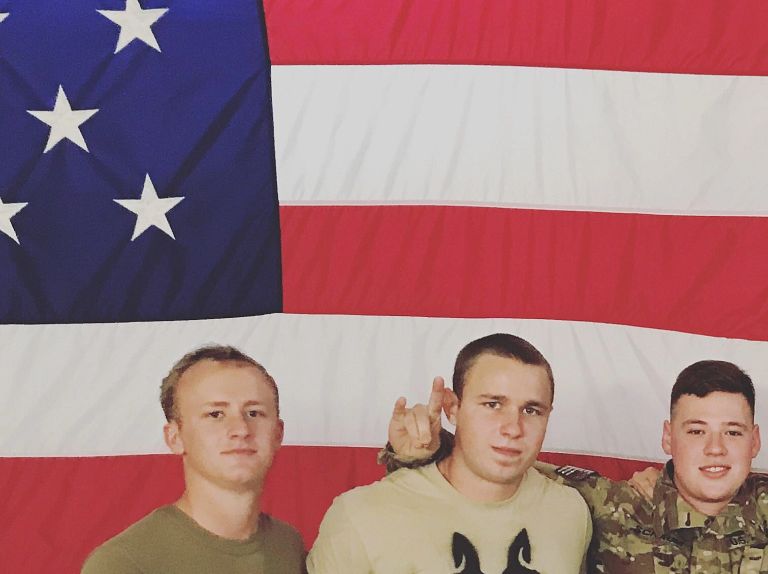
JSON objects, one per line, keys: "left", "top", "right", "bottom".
{"left": 82, "top": 345, "right": 305, "bottom": 574}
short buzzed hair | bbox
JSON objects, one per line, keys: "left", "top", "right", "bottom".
{"left": 452, "top": 333, "right": 554, "bottom": 402}
{"left": 671, "top": 360, "right": 755, "bottom": 419}
{"left": 160, "top": 345, "right": 279, "bottom": 421}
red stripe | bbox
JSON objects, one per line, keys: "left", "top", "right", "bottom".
{"left": 264, "top": 0, "right": 768, "bottom": 75}
{"left": 0, "top": 449, "right": 658, "bottom": 573}
{"left": 280, "top": 205, "right": 768, "bottom": 341}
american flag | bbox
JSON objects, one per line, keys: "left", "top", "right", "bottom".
{"left": 1, "top": 1, "right": 767, "bottom": 571}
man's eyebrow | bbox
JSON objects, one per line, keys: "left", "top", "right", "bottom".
{"left": 475, "top": 395, "right": 550, "bottom": 409}
{"left": 477, "top": 394, "right": 507, "bottom": 401}
{"left": 724, "top": 421, "right": 749, "bottom": 429}
{"left": 681, "top": 419, "right": 749, "bottom": 429}
{"left": 203, "top": 400, "right": 265, "bottom": 406}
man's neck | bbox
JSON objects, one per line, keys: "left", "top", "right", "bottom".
{"left": 677, "top": 491, "right": 730, "bottom": 517}
{"left": 437, "top": 452, "right": 524, "bottom": 503}
{"left": 176, "top": 477, "right": 263, "bottom": 540}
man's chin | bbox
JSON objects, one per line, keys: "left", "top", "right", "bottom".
{"left": 486, "top": 464, "right": 529, "bottom": 486}
{"left": 683, "top": 483, "right": 740, "bottom": 508}
{"left": 700, "top": 486, "right": 739, "bottom": 503}
{"left": 222, "top": 478, "right": 263, "bottom": 493}
{"left": 218, "top": 469, "right": 268, "bottom": 489}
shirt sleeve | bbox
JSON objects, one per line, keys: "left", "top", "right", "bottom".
{"left": 81, "top": 544, "right": 142, "bottom": 574}
{"left": 378, "top": 428, "right": 455, "bottom": 474}
{"left": 533, "top": 461, "right": 615, "bottom": 515}
{"left": 306, "top": 497, "right": 373, "bottom": 574}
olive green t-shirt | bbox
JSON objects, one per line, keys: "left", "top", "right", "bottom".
{"left": 81, "top": 505, "right": 305, "bottom": 574}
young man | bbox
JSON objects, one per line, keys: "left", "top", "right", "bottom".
{"left": 388, "top": 360, "right": 768, "bottom": 572}
{"left": 81, "top": 345, "right": 305, "bottom": 574}
{"left": 307, "top": 334, "right": 592, "bottom": 573}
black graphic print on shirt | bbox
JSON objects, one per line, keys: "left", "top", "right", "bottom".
{"left": 451, "top": 529, "right": 540, "bottom": 574}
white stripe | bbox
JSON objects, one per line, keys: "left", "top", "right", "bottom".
{"left": 273, "top": 65, "right": 768, "bottom": 215}
{"left": 2, "top": 315, "right": 767, "bottom": 469}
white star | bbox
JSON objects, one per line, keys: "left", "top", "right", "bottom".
{"left": 0, "top": 197, "right": 27, "bottom": 245}
{"left": 114, "top": 174, "right": 184, "bottom": 240}
{"left": 0, "top": 13, "right": 9, "bottom": 23}
{"left": 27, "top": 86, "right": 99, "bottom": 153}
{"left": 98, "top": 0, "right": 168, "bottom": 53}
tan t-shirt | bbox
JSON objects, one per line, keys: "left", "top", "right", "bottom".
{"left": 307, "top": 463, "right": 591, "bottom": 574}
{"left": 81, "top": 505, "right": 305, "bottom": 574}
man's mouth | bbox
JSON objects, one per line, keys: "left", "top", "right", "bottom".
{"left": 699, "top": 465, "right": 730, "bottom": 477}
{"left": 492, "top": 446, "right": 523, "bottom": 457}
{"left": 222, "top": 448, "right": 257, "bottom": 455}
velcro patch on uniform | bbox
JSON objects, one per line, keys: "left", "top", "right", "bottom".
{"left": 555, "top": 465, "right": 599, "bottom": 481}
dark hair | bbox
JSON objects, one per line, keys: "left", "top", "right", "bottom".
{"left": 670, "top": 360, "right": 755, "bottom": 417}
{"left": 160, "top": 345, "right": 279, "bottom": 421}
{"left": 452, "top": 333, "right": 554, "bottom": 402}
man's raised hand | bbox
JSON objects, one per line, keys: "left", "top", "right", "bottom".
{"left": 628, "top": 466, "right": 661, "bottom": 501}
{"left": 388, "top": 377, "right": 445, "bottom": 460}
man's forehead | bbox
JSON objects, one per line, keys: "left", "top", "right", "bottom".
{"left": 464, "top": 354, "right": 551, "bottom": 398}
{"left": 178, "top": 360, "right": 270, "bottom": 397}
{"left": 671, "top": 391, "right": 753, "bottom": 421}
{"left": 183, "top": 358, "right": 260, "bottom": 378}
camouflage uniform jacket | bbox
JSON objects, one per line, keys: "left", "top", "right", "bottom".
{"left": 544, "top": 461, "right": 768, "bottom": 574}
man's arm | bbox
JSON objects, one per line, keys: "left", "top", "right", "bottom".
{"left": 628, "top": 466, "right": 661, "bottom": 500}
{"left": 382, "top": 379, "right": 660, "bottom": 499}
{"left": 533, "top": 461, "right": 610, "bottom": 514}
{"left": 306, "top": 497, "right": 373, "bottom": 574}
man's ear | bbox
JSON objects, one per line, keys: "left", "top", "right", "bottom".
{"left": 751, "top": 424, "right": 761, "bottom": 459}
{"left": 274, "top": 419, "right": 285, "bottom": 448}
{"left": 164, "top": 420, "right": 185, "bottom": 455}
{"left": 661, "top": 420, "right": 673, "bottom": 456}
{"left": 443, "top": 389, "right": 459, "bottom": 426}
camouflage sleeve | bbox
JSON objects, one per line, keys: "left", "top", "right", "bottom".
{"left": 538, "top": 463, "right": 666, "bottom": 574}
{"left": 533, "top": 461, "right": 618, "bottom": 516}
{"left": 754, "top": 473, "right": 768, "bottom": 532}
{"left": 377, "top": 428, "right": 455, "bottom": 474}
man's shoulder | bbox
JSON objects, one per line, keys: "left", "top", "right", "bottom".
{"left": 328, "top": 464, "right": 440, "bottom": 520}
{"left": 528, "top": 467, "right": 592, "bottom": 514}
{"left": 101, "top": 506, "right": 173, "bottom": 545}
{"left": 534, "top": 461, "right": 636, "bottom": 512}
{"left": 535, "top": 461, "right": 605, "bottom": 488}
{"left": 745, "top": 471, "right": 768, "bottom": 491}
{"left": 744, "top": 472, "right": 768, "bottom": 520}
{"left": 261, "top": 514, "right": 305, "bottom": 551}
{"left": 81, "top": 507, "right": 174, "bottom": 573}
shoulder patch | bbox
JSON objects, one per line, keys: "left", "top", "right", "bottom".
{"left": 555, "top": 465, "right": 599, "bottom": 481}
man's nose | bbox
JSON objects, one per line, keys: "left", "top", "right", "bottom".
{"left": 227, "top": 413, "right": 251, "bottom": 437}
{"left": 500, "top": 412, "right": 524, "bottom": 438}
{"left": 704, "top": 432, "right": 727, "bottom": 456}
